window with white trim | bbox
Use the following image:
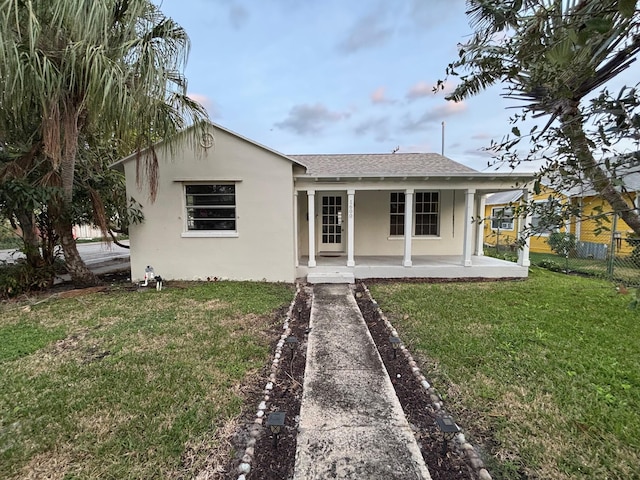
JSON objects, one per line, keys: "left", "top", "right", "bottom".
{"left": 491, "top": 207, "right": 514, "bottom": 230}
{"left": 185, "top": 184, "right": 236, "bottom": 231}
{"left": 415, "top": 191, "right": 439, "bottom": 236}
{"left": 389, "top": 191, "right": 440, "bottom": 236}
{"left": 390, "top": 192, "right": 405, "bottom": 235}
{"left": 531, "top": 200, "right": 560, "bottom": 235}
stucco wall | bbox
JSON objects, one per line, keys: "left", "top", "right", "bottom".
{"left": 295, "top": 189, "right": 470, "bottom": 257}
{"left": 124, "top": 126, "right": 296, "bottom": 282}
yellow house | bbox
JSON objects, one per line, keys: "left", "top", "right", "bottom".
{"left": 484, "top": 185, "right": 568, "bottom": 253}
{"left": 484, "top": 181, "right": 640, "bottom": 257}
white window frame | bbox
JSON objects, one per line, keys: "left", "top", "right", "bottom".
{"left": 531, "top": 200, "right": 560, "bottom": 236}
{"left": 389, "top": 191, "right": 440, "bottom": 238}
{"left": 181, "top": 183, "right": 239, "bottom": 238}
{"left": 491, "top": 207, "right": 514, "bottom": 231}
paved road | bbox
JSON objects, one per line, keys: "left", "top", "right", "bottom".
{"left": 0, "top": 240, "right": 130, "bottom": 266}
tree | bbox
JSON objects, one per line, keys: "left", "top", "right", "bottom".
{"left": 0, "top": 0, "right": 208, "bottom": 286}
{"left": 441, "top": 0, "right": 640, "bottom": 237}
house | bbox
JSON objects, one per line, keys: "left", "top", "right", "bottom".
{"left": 484, "top": 176, "right": 640, "bottom": 257}
{"left": 114, "top": 122, "right": 535, "bottom": 283}
{"left": 483, "top": 184, "right": 569, "bottom": 254}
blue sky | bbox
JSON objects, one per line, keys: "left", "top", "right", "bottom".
{"left": 154, "top": 0, "right": 534, "bottom": 171}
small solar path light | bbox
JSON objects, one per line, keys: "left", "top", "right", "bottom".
{"left": 435, "top": 414, "right": 460, "bottom": 454}
{"left": 389, "top": 336, "right": 401, "bottom": 359}
{"left": 266, "top": 411, "right": 285, "bottom": 449}
{"left": 285, "top": 335, "right": 298, "bottom": 360}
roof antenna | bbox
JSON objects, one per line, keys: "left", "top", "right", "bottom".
{"left": 392, "top": 145, "right": 399, "bottom": 154}
{"left": 441, "top": 121, "right": 445, "bottom": 156}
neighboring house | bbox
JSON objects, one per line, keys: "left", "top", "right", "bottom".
{"left": 484, "top": 175, "right": 640, "bottom": 257}
{"left": 114, "top": 122, "right": 535, "bottom": 283}
{"left": 484, "top": 184, "right": 569, "bottom": 253}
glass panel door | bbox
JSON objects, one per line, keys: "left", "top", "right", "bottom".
{"left": 320, "top": 195, "right": 344, "bottom": 252}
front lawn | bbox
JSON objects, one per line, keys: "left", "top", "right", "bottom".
{"left": 368, "top": 269, "right": 640, "bottom": 480}
{"left": 0, "top": 281, "right": 293, "bottom": 479}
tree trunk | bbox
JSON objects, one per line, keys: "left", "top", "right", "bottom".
{"left": 15, "top": 210, "right": 44, "bottom": 268}
{"left": 53, "top": 102, "right": 101, "bottom": 286}
{"left": 55, "top": 215, "right": 100, "bottom": 286}
{"left": 561, "top": 103, "right": 640, "bottom": 236}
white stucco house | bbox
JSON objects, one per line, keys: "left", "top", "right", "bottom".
{"left": 114, "top": 123, "right": 535, "bottom": 283}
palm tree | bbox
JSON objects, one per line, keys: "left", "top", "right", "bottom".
{"left": 445, "top": 0, "right": 640, "bottom": 234}
{"left": 0, "top": 0, "right": 208, "bottom": 285}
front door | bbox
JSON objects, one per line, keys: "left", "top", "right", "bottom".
{"left": 319, "top": 194, "right": 344, "bottom": 253}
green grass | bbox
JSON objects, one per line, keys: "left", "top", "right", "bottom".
{"left": 369, "top": 269, "right": 640, "bottom": 480}
{"left": 0, "top": 281, "right": 293, "bottom": 479}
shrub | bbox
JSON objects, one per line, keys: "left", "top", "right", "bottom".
{"left": 537, "top": 259, "right": 562, "bottom": 272}
{"left": 0, "top": 260, "right": 58, "bottom": 298}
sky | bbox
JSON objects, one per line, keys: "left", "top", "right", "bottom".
{"left": 151, "top": 0, "right": 628, "bottom": 172}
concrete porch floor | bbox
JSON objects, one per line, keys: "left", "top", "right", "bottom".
{"left": 296, "top": 254, "right": 529, "bottom": 282}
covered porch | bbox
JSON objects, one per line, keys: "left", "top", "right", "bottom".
{"left": 296, "top": 254, "right": 529, "bottom": 283}
{"left": 290, "top": 152, "right": 534, "bottom": 284}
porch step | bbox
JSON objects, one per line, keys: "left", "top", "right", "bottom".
{"left": 306, "top": 271, "right": 355, "bottom": 284}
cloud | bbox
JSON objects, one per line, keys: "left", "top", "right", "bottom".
{"left": 229, "top": 3, "right": 249, "bottom": 29}
{"left": 187, "top": 93, "right": 221, "bottom": 118}
{"left": 275, "top": 103, "right": 350, "bottom": 135}
{"left": 406, "top": 81, "right": 437, "bottom": 101}
{"left": 370, "top": 86, "right": 395, "bottom": 105}
{"left": 402, "top": 101, "right": 466, "bottom": 131}
{"left": 471, "top": 132, "right": 493, "bottom": 140}
{"left": 338, "top": 12, "right": 393, "bottom": 54}
{"left": 354, "top": 117, "right": 390, "bottom": 142}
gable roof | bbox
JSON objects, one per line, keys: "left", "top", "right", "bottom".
{"left": 486, "top": 190, "right": 524, "bottom": 205}
{"left": 290, "top": 153, "right": 479, "bottom": 178}
{"left": 111, "top": 121, "right": 306, "bottom": 169}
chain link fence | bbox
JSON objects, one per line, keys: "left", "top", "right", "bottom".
{"left": 486, "top": 226, "right": 640, "bottom": 286}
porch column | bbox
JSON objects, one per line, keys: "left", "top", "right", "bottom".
{"left": 347, "top": 189, "right": 355, "bottom": 267}
{"left": 403, "top": 189, "right": 414, "bottom": 267}
{"left": 463, "top": 188, "right": 476, "bottom": 267}
{"left": 518, "top": 188, "right": 531, "bottom": 267}
{"left": 475, "top": 193, "right": 486, "bottom": 256}
{"left": 307, "top": 189, "right": 316, "bottom": 267}
{"left": 293, "top": 191, "right": 299, "bottom": 267}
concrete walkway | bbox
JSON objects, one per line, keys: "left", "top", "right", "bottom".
{"left": 294, "top": 284, "right": 431, "bottom": 479}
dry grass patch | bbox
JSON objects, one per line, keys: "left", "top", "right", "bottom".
{"left": 1, "top": 281, "right": 294, "bottom": 480}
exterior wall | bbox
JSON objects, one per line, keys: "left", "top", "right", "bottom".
{"left": 577, "top": 194, "right": 637, "bottom": 255}
{"left": 296, "top": 188, "right": 470, "bottom": 257}
{"left": 124, "top": 127, "right": 296, "bottom": 282}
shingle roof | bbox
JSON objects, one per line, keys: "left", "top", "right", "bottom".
{"left": 289, "top": 153, "right": 479, "bottom": 177}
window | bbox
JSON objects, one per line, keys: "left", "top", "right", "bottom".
{"left": 390, "top": 192, "right": 405, "bottom": 235}
{"left": 185, "top": 184, "right": 236, "bottom": 231}
{"left": 415, "top": 191, "right": 439, "bottom": 236}
{"left": 531, "top": 200, "right": 560, "bottom": 235}
{"left": 389, "top": 191, "right": 440, "bottom": 236}
{"left": 491, "top": 207, "right": 514, "bottom": 230}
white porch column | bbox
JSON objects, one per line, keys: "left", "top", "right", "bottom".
{"left": 347, "top": 189, "right": 355, "bottom": 267}
{"left": 307, "top": 190, "right": 316, "bottom": 267}
{"left": 518, "top": 188, "right": 531, "bottom": 267}
{"left": 475, "top": 193, "right": 486, "bottom": 256}
{"left": 403, "top": 189, "right": 414, "bottom": 267}
{"left": 463, "top": 188, "right": 476, "bottom": 267}
{"left": 293, "top": 191, "right": 299, "bottom": 267}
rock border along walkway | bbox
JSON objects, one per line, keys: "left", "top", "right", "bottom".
{"left": 360, "top": 283, "right": 493, "bottom": 480}
{"left": 293, "top": 284, "right": 431, "bottom": 479}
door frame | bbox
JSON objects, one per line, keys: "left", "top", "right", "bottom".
{"left": 317, "top": 192, "right": 346, "bottom": 254}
